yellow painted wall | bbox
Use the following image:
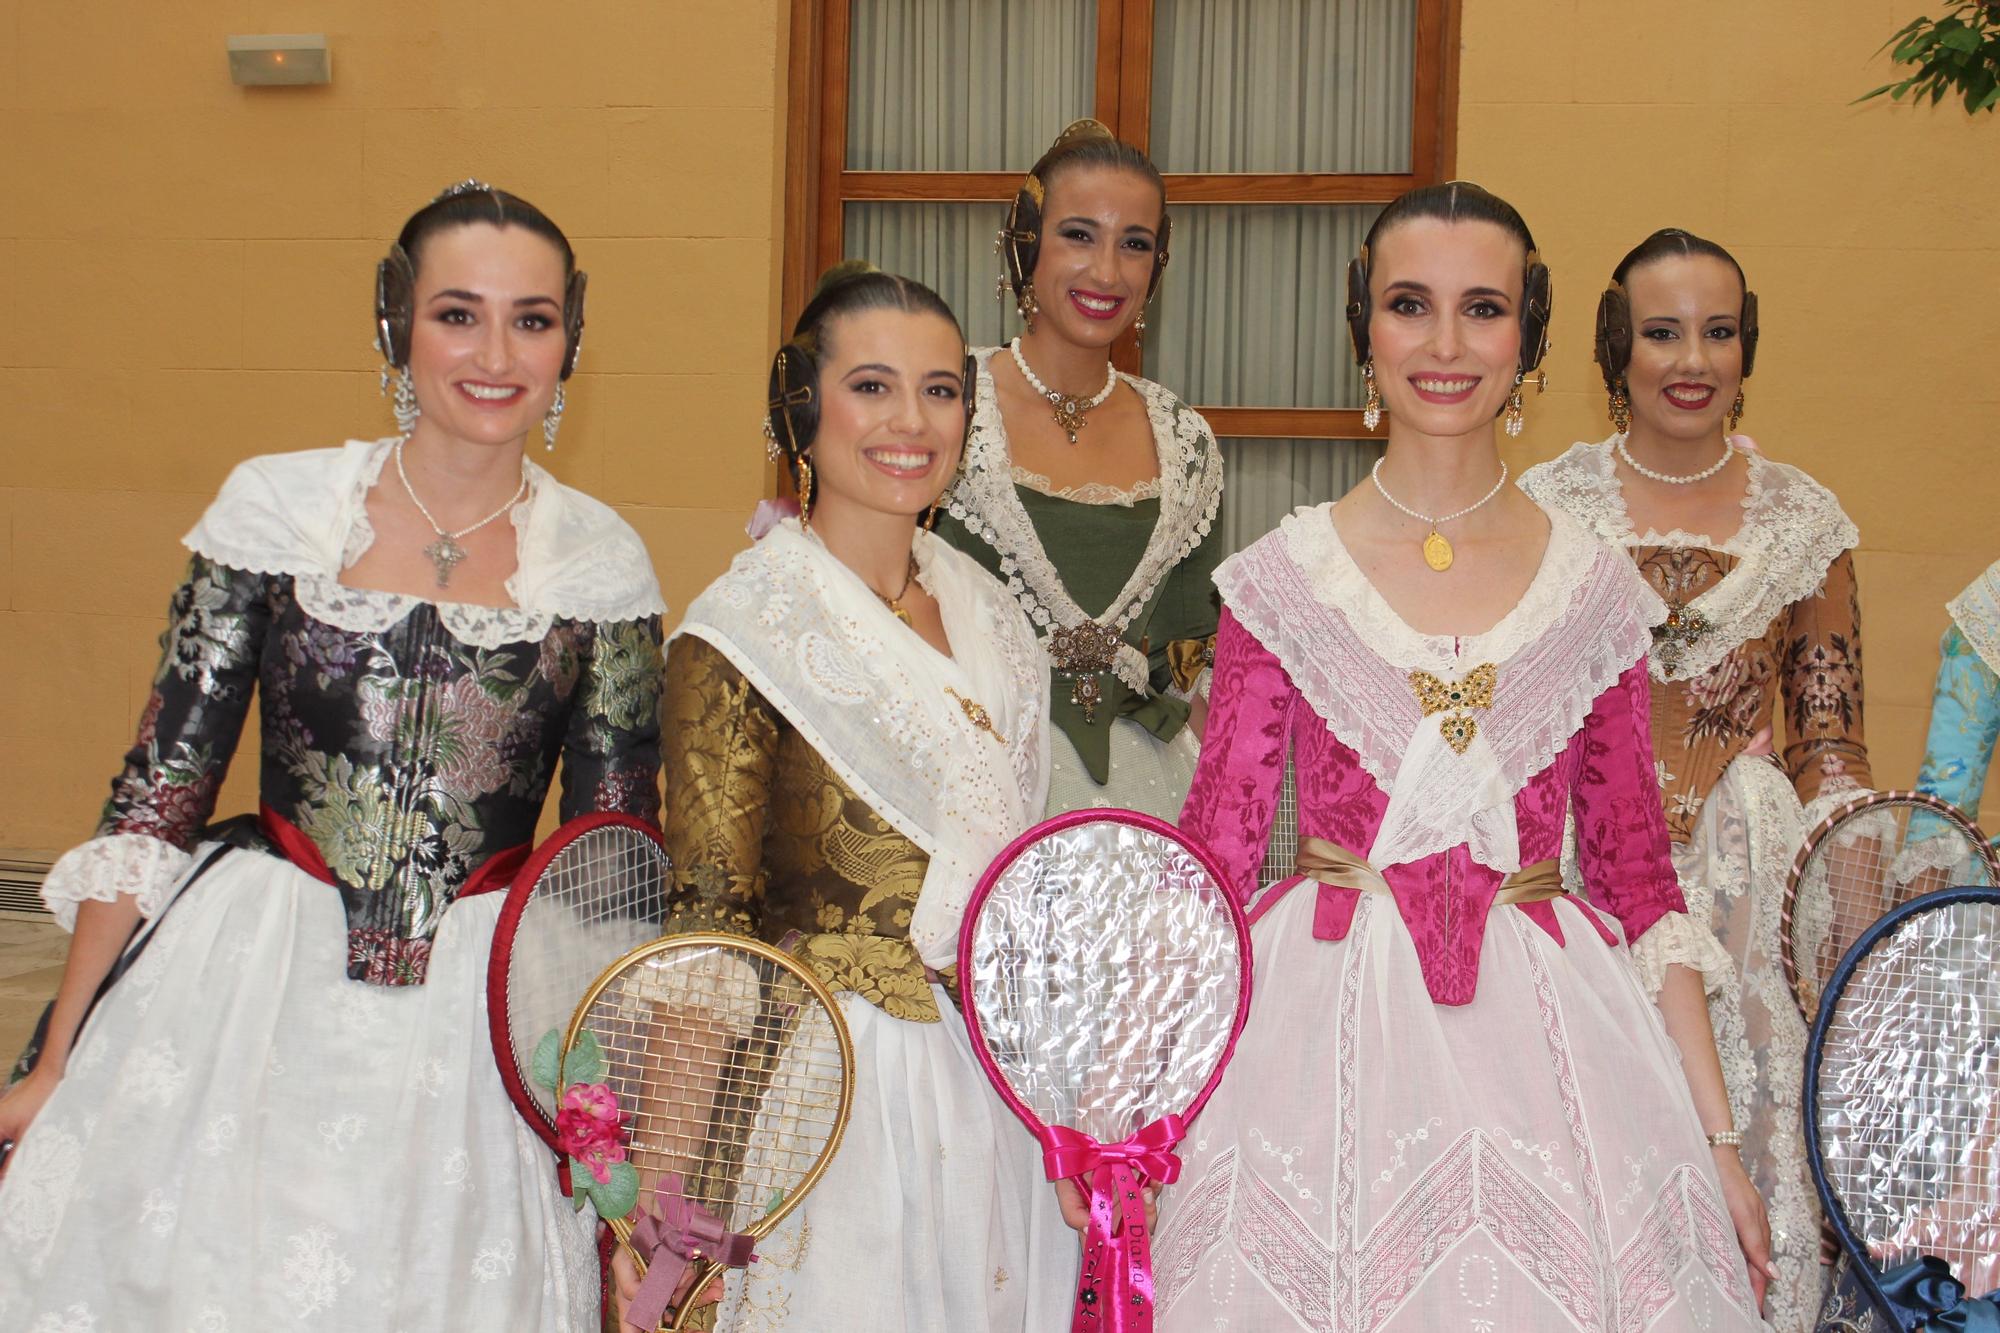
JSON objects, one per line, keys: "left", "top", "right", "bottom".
{"left": 0, "top": 1, "right": 787, "bottom": 855}
{"left": 4, "top": 0, "right": 1998, "bottom": 860}
{"left": 1468, "top": 0, "right": 2000, "bottom": 829}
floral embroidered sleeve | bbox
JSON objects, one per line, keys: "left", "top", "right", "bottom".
{"left": 1781, "top": 548, "right": 1873, "bottom": 803}
{"left": 1177, "top": 607, "right": 1296, "bottom": 902}
{"left": 660, "top": 634, "right": 780, "bottom": 936}
{"left": 1915, "top": 626, "right": 2000, "bottom": 821}
{"left": 557, "top": 616, "right": 665, "bottom": 825}
{"left": 39, "top": 555, "right": 275, "bottom": 928}
{"left": 1569, "top": 661, "right": 1689, "bottom": 950}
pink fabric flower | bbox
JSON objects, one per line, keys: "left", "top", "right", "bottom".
{"left": 746, "top": 497, "right": 800, "bottom": 540}
{"left": 557, "top": 1082, "right": 628, "bottom": 1183}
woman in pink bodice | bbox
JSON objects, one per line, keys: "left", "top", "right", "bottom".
{"left": 1153, "top": 183, "right": 1774, "bottom": 1332}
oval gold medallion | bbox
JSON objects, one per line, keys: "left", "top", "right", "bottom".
{"left": 1422, "top": 529, "right": 1454, "bottom": 572}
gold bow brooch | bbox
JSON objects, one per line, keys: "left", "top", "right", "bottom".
{"left": 1409, "top": 664, "right": 1497, "bottom": 756}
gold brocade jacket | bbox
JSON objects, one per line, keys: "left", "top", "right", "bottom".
{"left": 662, "top": 634, "right": 949, "bottom": 1022}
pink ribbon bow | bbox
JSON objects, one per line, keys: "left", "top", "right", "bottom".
{"left": 1039, "top": 1115, "right": 1187, "bottom": 1332}
{"left": 625, "top": 1174, "right": 757, "bottom": 1331}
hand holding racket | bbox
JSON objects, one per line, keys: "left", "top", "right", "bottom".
{"left": 960, "top": 810, "right": 1251, "bottom": 1332}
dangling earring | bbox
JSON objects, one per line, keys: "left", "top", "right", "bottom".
{"left": 1016, "top": 287, "right": 1040, "bottom": 334}
{"left": 1504, "top": 372, "right": 1527, "bottom": 438}
{"left": 542, "top": 382, "right": 565, "bottom": 452}
{"left": 382, "top": 364, "right": 420, "bottom": 434}
{"left": 924, "top": 490, "right": 949, "bottom": 531}
{"left": 1361, "top": 360, "right": 1382, "bottom": 432}
{"left": 1134, "top": 309, "right": 1147, "bottom": 348}
{"left": 1726, "top": 388, "right": 1745, "bottom": 432}
{"left": 1609, "top": 379, "right": 1631, "bottom": 434}
{"left": 797, "top": 456, "right": 815, "bottom": 531}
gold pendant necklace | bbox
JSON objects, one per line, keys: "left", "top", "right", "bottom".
{"left": 872, "top": 554, "right": 920, "bottom": 625}
{"left": 1370, "top": 458, "right": 1510, "bottom": 574}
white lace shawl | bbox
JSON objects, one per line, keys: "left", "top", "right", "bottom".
{"left": 183, "top": 438, "right": 667, "bottom": 646}
{"left": 675, "top": 520, "right": 1052, "bottom": 969}
{"left": 1519, "top": 438, "right": 1858, "bottom": 682}
{"left": 1216, "top": 502, "right": 1665, "bottom": 872}
{"left": 1948, "top": 559, "right": 2000, "bottom": 677}
{"left": 42, "top": 439, "right": 667, "bottom": 928}
{"left": 945, "top": 346, "right": 1223, "bottom": 694}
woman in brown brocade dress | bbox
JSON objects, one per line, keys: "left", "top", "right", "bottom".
{"left": 639, "top": 265, "right": 1069, "bottom": 1332}
{"left": 1523, "top": 228, "right": 1872, "bottom": 1332}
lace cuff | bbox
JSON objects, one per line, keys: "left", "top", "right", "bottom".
{"left": 40, "top": 833, "right": 194, "bottom": 931}
{"left": 1628, "top": 908, "right": 1737, "bottom": 1000}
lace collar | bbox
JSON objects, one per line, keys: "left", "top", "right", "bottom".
{"left": 1215, "top": 502, "right": 1661, "bottom": 871}
{"left": 1949, "top": 559, "right": 2000, "bottom": 676}
{"left": 183, "top": 439, "right": 667, "bottom": 647}
{"left": 946, "top": 346, "right": 1222, "bottom": 693}
{"left": 1009, "top": 463, "right": 1163, "bottom": 507}
{"left": 1520, "top": 437, "right": 1858, "bottom": 681}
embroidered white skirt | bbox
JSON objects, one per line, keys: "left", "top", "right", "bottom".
{"left": 1155, "top": 882, "right": 1764, "bottom": 1333}
{"left": 1045, "top": 717, "right": 1200, "bottom": 823}
{"left": 0, "top": 849, "right": 599, "bottom": 1332}
{"left": 714, "top": 985, "right": 1074, "bottom": 1332}
{"left": 1676, "top": 754, "right": 1823, "bottom": 1332}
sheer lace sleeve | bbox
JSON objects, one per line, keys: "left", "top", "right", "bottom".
{"left": 1569, "top": 661, "right": 1687, "bottom": 948}
{"left": 1916, "top": 625, "right": 2000, "bottom": 821}
{"left": 660, "top": 635, "right": 781, "bottom": 936}
{"left": 557, "top": 615, "right": 665, "bottom": 825}
{"left": 40, "top": 555, "right": 275, "bottom": 927}
{"left": 1177, "top": 608, "right": 1296, "bottom": 903}
{"left": 1782, "top": 548, "right": 1873, "bottom": 803}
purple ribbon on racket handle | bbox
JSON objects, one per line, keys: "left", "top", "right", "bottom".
{"left": 625, "top": 1173, "right": 757, "bottom": 1331}
{"left": 1039, "top": 1114, "right": 1187, "bottom": 1333}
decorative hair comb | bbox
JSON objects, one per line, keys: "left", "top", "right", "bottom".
{"left": 434, "top": 178, "right": 495, "bottom": 201}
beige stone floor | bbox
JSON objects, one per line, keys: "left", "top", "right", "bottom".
{"left": 0, "top": 916, "right": 65, "bottom": 1063}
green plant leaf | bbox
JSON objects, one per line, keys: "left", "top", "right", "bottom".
{"left": 593, "top": 1161, "right": 642, "bottom": 1220}
{"left": 562, "top": 1030, "right": 606, "bottom": 1087}
{"left": 532, "top": 1029, "right": 563, "bottom": 1092}
{"left": 1941, "top": 22, "right": 1982, "bottom": 51}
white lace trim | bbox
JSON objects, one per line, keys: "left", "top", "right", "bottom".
{"left": 1948, "top": 560, "right": 2000, "bottom": 677}
{"left": 39, "top": 833, "right": 193, "bottom": 931}
{"left": 1520, "top": 439, "right": 1859, "bottom": 682}
{"left": 1627, "top": 909, "right": 1737, "bottom": 1000}
{"left": 1008, "top": 464, "right": 1163, "bottom": 507}
{"left": 947, "top": 347, "right": 1222, "bottom": 694}
{"left": 1215, "top": 502, "right": 1663, "bottom": 871}
{"left": 182, "top": 440, "right": 665, "bottom": 647}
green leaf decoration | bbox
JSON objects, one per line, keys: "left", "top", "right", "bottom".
{"left": 764, "top": 1188, "right": 787, "bottom": 1217}
{"left": 1860, "top": 4, "right": 2000, "bottom": 114}
{"left": 593, "top": 1160, "right": 642, "bottom": 1221}
{"left": 532, "top": 1029, "right": 563, "bottom": 1092}
{"left": 562, "top": 1030, "right": 606, "bottom": 1088}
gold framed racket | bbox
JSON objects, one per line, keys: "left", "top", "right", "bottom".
{"left": 555, "top": 933, "right": 855, "bottom": 1332}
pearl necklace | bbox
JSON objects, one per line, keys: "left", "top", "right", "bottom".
{"left": 1370, "top": 457, "right": 1510, "bottom": 573}
{"left": 395, "top": 437, "right": 529, "bottom": 589}
{"left": 1009, "top": 337, "right": 1117, "bottom": 445}
{"left": 1615, "top": 433, "right": 1736, "bottom": 485}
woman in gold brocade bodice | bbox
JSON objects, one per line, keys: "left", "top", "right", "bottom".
{"left": 1523, "top": 229, "right": 1874, "bottom": 1332}
{"left": 632, "top": 263, "right": 1070, "bottom": 1333}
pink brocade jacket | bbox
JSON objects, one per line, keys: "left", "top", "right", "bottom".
{"left": 1180, "top": 504, "right": 1692, "bottom": 1007}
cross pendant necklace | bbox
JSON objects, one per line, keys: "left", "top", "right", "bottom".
{"left": 395, "top": 437, "right": 529, "bottom": 590}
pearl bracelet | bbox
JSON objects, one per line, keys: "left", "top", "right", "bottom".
{"left": 1706, "top": 1129, "right": 1744, "bottom": 1150}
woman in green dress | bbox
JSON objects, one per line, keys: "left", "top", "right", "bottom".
{"left": 935, "top": 119, "right": 1223, "bottom": 820}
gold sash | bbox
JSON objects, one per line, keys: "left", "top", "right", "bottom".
{"left": 1294, "top": 836, "right": 1566, "bottom": 905}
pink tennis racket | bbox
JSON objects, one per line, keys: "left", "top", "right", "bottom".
{"left": 487, "top": 812, "right": 673, "bottom": 1154}
{"left": 959, "top": 809, "right": 1252, "bottom": 1332}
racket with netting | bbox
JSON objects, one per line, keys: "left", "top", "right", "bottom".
{"left": 959, "top": 808, "right": 1252, "bottom": 1331}
{"left": 566, "top": 933, "right": 854, "bottom": 1332}
{"left": 487, "top": 812, "right": 673, "bottom": 1151}
{"left": 1780, "top": 790, "right": 1998, "bottom": 1021}
{"left": 1805, "top": 884, "right": 2000, "bottom": 1328}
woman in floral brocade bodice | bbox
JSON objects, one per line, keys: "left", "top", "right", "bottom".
{"left": 0, "top": 185, "right": 665, "bottom": 1332}
{"left": 1156, "top": 185, "right": 1771, "bottom": 1333}
{"left": 1522, "top": 228, "right": 1873, "bottom": 1331}
{"left": 627, "top": 264, "right": 1070, "bottom": 1333}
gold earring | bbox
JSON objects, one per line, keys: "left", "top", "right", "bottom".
{"left": 1361, "top": 360, "right": 1382, "bottom": 431}
{"left": 1504, "top": 372, "right": 1527, "bottom": 438}
{"left": 1610, "top": 381, "right": 1631, "bottom": 434}
{"left": 924, "top": 491, "right": 948, "bottom": 531}
{"left": 1017, "top": 287, "right": 1039, "bottom": 334}
{"left": 798, "top": 456, "right": 815, "bottom": 531}
{"left": 1727, "top": 388, "right": 1745, "bottom": 432}
{"left": 1134, "top": 310, "right": 1147, "bottom": 348}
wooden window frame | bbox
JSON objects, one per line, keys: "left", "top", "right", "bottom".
{"left": 783, "top": 0, "right": 1461, "bottom": 439}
